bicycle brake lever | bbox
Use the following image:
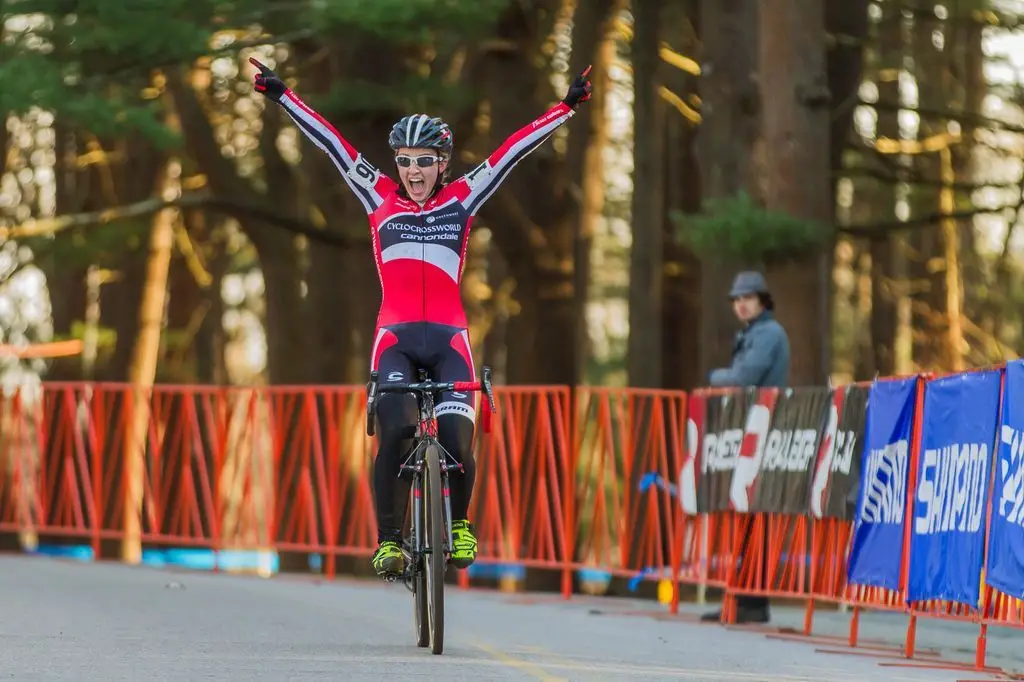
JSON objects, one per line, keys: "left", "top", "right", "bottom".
{"left": 482, "top": 367, "right": 496, "bottom": 411}
{"left": 366, "top": 371, "right": 379, "bottom": 437}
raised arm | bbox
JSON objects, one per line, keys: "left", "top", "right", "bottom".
{"left": 455, "top": 65, "right": 594, "bottom": 216}
{"left": 250, "top": 58, "right": 396, "bottom": 214}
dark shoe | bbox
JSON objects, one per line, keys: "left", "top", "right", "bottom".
{"left": 734, "top": 605, "right": 770, "bottom": 624}
{"left": 700, "top": 609, "right": 723, "bottom": 623}
{"left": 699, "top": 606, "right": 770, "bottom": 624}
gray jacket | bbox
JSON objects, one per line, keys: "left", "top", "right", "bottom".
{"left": 708, "top": 310, "right": 790, "bottom": 388}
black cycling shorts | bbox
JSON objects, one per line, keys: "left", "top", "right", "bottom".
{"left": 370, "top": 322, "right": 477, "bottom": 422}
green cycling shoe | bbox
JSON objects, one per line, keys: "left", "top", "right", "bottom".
{"left": 450, "top": 520, "right": 478, "bottom": 569}
{"left": 371, "top": 540, "right": 405, "bottom": 577}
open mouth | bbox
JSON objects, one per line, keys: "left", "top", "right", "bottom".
{"left": 409, "top": 178, "right": 425, "bottom": 192}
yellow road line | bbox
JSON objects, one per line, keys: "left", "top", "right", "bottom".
{"left": 473, "top": 642, "right": 568, "bottom": 682}
{"left": 519, "top": 659, "right": 818, "bottom": 681}
{"left": 359, "top": 644, "right": 933, "bottom": 682}
{"left": 470, "top": 644, "right": 838, "bottom": 681}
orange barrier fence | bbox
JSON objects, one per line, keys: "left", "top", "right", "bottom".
{"left": 3, "top": 376, "right": 1024, "bottom": 678}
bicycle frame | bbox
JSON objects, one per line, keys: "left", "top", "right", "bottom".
{"left": 399, "top": 379, "right": 460, "bottom": 589}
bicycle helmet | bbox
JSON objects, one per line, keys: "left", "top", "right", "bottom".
{"left": 388, "top": 114, "right": 454, "bottom": 157}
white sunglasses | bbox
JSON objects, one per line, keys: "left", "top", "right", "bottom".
{"left": 395, "top": 154, "right": 441, "bottom": 168}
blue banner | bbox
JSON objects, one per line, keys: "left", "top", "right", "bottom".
{"left": 907, "top": 369, "right": 1001, "bottom": 606}
{"left": 986, "top": 360, "right": 1024, "bottom": 598}
{"left": 847, "top": 376, "right": 917, "bottom": 591}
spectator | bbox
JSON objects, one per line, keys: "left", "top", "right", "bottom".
{"left": 701, "top": 270, "right": 790, "bottom": 625}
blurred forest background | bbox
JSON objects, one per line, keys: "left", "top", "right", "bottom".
{"left": 1, "top": 0, "right": 1023, "bottom": 392}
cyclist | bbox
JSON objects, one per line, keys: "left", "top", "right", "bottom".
{"left": 250, "top": 57, "right": 592, "bottom": 578}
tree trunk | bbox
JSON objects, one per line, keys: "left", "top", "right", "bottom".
{"left": 626, "top": 0, "right": 666, "bottom": 388}
{"left": 947, "top": 15, "right": 990, "bottom": 362}
{"left": 240, "top": 225, "right": 307, "bottom": 384}
{"left": 908, "top": 3, "right": 944, "bottom": 370}
{"left": 101, "top": 132, "right": 167, "bottom": 380}
{"left": 163, "top": 246, "right": 204, "bottom": 383}
{"left": 696, "top": 0, "right": 760, "bottom": 379}
{"left": 938, "top": 145, "right": 964, "bottom": 371}
{"left": 37, "top": 130, "right": 158, "bottom": 557}
{"left": 41, "top": 124, "right": 87, "bottom": 381}
{"left": 661, "top": 0, "right": 703, "bottom": 390}
{"left": 167, "top": 70, "right": 312, "bottom": 385}
{"left": 852, "top": 245, "right": 874, "bottom": 380}
{"left": 575, "top": 0, "right": 623, "bottom": 385}
{"left": 288, "top": 98, "right": 375, "bottom": 385}
{"left": 187, "top": 210, "right": 229, "bottom": 385}
{"left": 759, "top": 0, "right": 832, "bottom": 386}
{"left": 307, "top": 242, "right": 359, "bottom": 383}
{"left": 869, "top": 9, "right": 899, "bottom": 377}
{"left": 100, "top": 251, "right": 148, "bottom": 381}
{"left": 468, "top": 1, "right": 599, "bottom": 386}
{"left": 301, "top": 145, "right": 378, "bottom": 384}
{"left": 827, "top": 0, "right": 870, "bottom": 379}
{"left": 122, "top": 169, "right": 176, "bottom": 564}
{"left": 482, "top": 246, "right": 511, "bottom": 383}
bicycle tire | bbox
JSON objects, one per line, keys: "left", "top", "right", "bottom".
{"left": 412, "top": 475, "right": 428, "bottom": 648}
{"left": 424, "top": 443, "right": 446, "bottom": 655}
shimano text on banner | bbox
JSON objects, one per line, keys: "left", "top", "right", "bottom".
{"left": 847, "top": 376, "right": 916, "bottom": 591}
{"left": 986, "top": 359, "right": 1024, "bottom": 598}
{"left": 810, "top": 384, "right": 869, "bottom": 520}
{"left": 908, "top": 369, "right": 1001, "bottom": 607}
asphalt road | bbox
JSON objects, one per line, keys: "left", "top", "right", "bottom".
{"left": 0, "top": 555, "right": 1004, "bottom": 681}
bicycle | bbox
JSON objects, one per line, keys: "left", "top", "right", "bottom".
{"left": 365, "top": 366, "right": 497, "bottom": 655}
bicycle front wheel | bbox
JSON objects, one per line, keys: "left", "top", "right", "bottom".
{"left": 411, "top": 478, "right": 428, "bottom": 648}
{"left": 424, "top": 443, "right": 446, "bottom": 655}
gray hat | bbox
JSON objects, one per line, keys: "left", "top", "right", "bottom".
{"left": 728, "top": 271, "right": 769, "bottom": 298}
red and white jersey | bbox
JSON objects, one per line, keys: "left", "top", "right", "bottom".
{"left": 279, "top": 90, "right": 575, "bottom": 328}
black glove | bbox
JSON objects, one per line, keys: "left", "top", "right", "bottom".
{"left": 562, "top": 65, "right": 593, "bottom": 109}
{"left": 249, "top": 56, "right": 287, "bottom": 102}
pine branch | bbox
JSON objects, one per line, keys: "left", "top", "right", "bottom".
{"left": 838, "top": 164, "right": 1022, "bottom": 192}
{"left": 0, "top": 192, "right": 358, "bottom": 246}
{"left": 869, "top": 98, "right": 1024, "bottom": 137}
{"left": 840, "top": 200, "right": 1023, "bottom": 237}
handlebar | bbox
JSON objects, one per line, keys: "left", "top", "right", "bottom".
{"left": 376, "top": 379, "right": 486, "bottom": 395}
{"left": 366, "top": 366, "right": 497, "bottom": 437}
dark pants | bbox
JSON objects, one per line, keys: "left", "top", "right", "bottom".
{"left": 373, "top": 405, "right": 476, "bottom": 542}
{"left": 735, "top": 515, "right": 770, "bottom": 612}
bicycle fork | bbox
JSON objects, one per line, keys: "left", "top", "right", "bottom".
{"left": 403, "top": 471, "right": 454, "bottom": 592}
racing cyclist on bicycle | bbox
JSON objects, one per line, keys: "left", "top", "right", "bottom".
{"left": 250, "top": 56, "right": 592, "bottom": 578}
